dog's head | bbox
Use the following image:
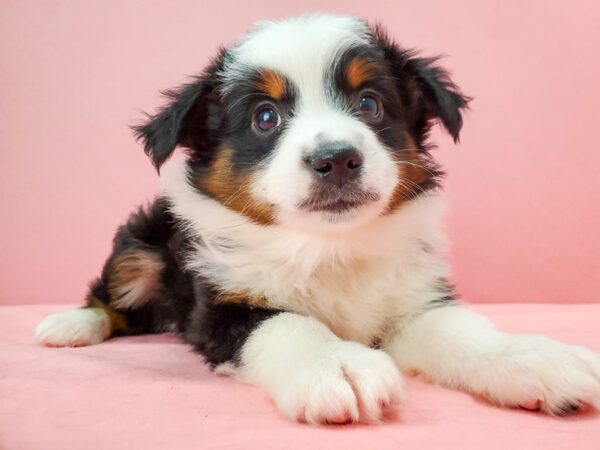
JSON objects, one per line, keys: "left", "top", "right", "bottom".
{"left": 135, "top": 14, "right": 469, "bottom": 230}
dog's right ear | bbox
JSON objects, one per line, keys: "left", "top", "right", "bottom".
{"left": 133, "top": 53, "right": 225, "bottom": 171}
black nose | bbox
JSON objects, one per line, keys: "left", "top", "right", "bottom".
{"left": 308, "top": 147, "right": 363, "bottom": 187}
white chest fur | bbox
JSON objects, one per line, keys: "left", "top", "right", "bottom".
{"left": 161, "top": 161, "right": 450, "bottom": 344}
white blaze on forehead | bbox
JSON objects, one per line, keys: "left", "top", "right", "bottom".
{"left": 221, "top": 14, "right": 371, "bottom": 100}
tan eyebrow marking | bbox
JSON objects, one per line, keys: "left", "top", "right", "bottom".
{"left": 346, "top": 57, "right": 375, "bottom": 89}
{"left": 256, "top": 70, "right": 287, "bottom": 100}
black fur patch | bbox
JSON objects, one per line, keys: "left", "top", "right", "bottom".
{"left": 86, "top": 198, "right": 278, "bottom": 365}
{"left": 184, "top": 280, "right": 278, "bottom": 366}
{"left": 427, "top": 278, "right": 458, "bottom": 309}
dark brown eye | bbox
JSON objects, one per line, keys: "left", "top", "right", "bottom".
{"left": 358, "top": 93, "right": 382, "bottom": 121}
{"left": 254, "top": 105, "right": 281, "bottom": 132}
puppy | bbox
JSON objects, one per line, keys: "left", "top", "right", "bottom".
{"left": 35, "top": 14, "right": 600, "bottom": 424}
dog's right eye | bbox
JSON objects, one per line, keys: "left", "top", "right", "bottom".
{"left": 253, "top": 105, "right": 281, "bottom": 132}
{"left": 358, "top": 91, "right": 383, "bottom": 123}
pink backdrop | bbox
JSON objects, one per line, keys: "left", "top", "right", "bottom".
{"left": 1, "top": 1, "right": 599, "bottom": 305}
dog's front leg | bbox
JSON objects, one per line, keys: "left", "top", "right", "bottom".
{"left": 385, "top": 304, "right": 600, "bottom": 414}
{"left": 237, "top": 312, "right": 404, "bottom": 424}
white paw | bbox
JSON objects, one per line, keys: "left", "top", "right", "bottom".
{"left": 488, "top": 335, "right": 600, "bottom": 415}
{"left": 275, "top": 342, "right": 404, "bottom": 424}
{"left": 34, "top": 308, "right": 110, "bottom": 347}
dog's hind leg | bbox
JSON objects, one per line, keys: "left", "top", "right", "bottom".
{"left": 35, "top": 198, "right": 193, "bottom": 347}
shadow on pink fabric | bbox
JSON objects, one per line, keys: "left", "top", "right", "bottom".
{"left": 1, "top": 303, "right": 599, "bottom": 450}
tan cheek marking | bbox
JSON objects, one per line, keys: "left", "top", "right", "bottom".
{"left": 201, "top": 147, "right": 236, "bottom": 200}
{"left": 257, "top": 70, "right": 286, "bottom": 100}
{"left": 346, "top": 57, "right": 374, "bottom": 89}
{"left": 214, "top": 290, "right": 269, "bottom": 308}
{"left": 200, "top": 147, "right": 275, "bottom": 225}
{"left": 88, "top": 297, "right": 128, "bottom": 334}
{"left": 384, "top": 135, "right": 434, "bottom": 215}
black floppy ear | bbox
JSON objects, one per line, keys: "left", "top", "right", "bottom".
{"left": 402, "top": 55, "right": 470, "bottom": 142}
{"left": 375, "top": 27, "right": 470, "bottom": 143}
{"left": 133, "top": 54, "right": 224, "bottom": 170}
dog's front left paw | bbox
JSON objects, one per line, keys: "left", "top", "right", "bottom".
{"left": 486, "top": 335, "right": 600, "bottom": 415}
{"left": 274, "top": 341, "right": 404, "bottom": 425}
{"left": 34, "top": 308, "right": 110, "bottom": 347}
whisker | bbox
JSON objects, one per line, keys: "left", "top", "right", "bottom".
{"left": 397, "top": 160, "right": 439, "bottom": 178}
{"left": 222, "top": 178, "right": 253, "bottom": 207}
{"left": 373, "top": 127, "right": 393, "bottom": 137}
{"left": 225, "top": 92, "right": 262, "bottom": 114}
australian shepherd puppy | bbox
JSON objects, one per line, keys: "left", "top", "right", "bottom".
{"left": 35, "top": 14, "right": 600, "bottom": 424}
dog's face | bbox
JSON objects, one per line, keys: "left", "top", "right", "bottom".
{"left": 136, "top": 14, "right": 468, "bottom": 230}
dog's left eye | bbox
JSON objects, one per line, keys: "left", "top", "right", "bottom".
{"left": 254, "top": 105, "right": 281, "bottom": 132}
{"left": 358, "top": 92, "right": 383, "bottom": 122}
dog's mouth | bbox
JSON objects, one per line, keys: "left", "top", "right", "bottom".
{"left": 297, "top": 188, "right": 381, "bottom": 214}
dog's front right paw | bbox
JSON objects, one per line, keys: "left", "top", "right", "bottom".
{"left": 274, "top": 342, "right": 404, "bottom": 425}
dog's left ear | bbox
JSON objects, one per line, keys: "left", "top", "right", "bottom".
{"left": 375, "top": 28, "right": 471, "bottom": 143}
{"left": 133, "top": 54, "right": 225, "bottom": 171}
{"left": 402, "top": 56, "right": 470, "bottom": 142}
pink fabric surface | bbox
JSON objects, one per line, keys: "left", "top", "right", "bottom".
{"left": 1, "top": 303, "right": 599, "bottom": 449}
